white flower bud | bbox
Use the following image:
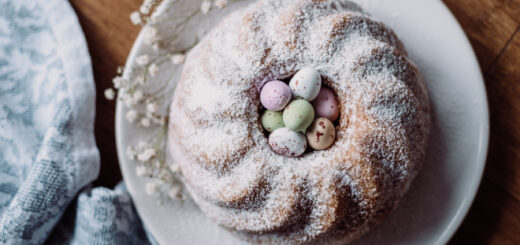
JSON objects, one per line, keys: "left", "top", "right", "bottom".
{"left": 137, "top": 141, "right": 151, "bottom": 150}
{"left": 136, "top": 166, "right": 148, "bottom": 177}
{"left": 148, "top": 63, "right": 159, "bottom": 77}
{"left": 140, "top": 117, "right": 151, "bottom": 127}
{"left": 125, "top": 110, "right": 138, "bottom": 122}
{"left": 146, "top": 102, "right": 159, "bottom": 113}
{"left": 136, "top": 55, "right": 151, "bottom": 66}
{"left": 170, "top": 54, "right": 185, "bottom": 65}
{"left": 143, "top": 26, "right": 159, "bottom": 45}
{"left": 132, "top": 90, "right": 144, "bottom": 104}
{"left": 124, "top": 97, "right": 136, "bottom": 108}
{"left": 126, "top": 146, "right": 137, "bottom": 159}
{"left": 104, "top": 88, "right": 115, "bottom": 100}
{"left": 112, "top": 76, "right": 127, "bottom": 89}
{"left": 201, "top": 0, "right": 211, "bottom": 14}
{"left": 138, "top": 148, "right": 156, "bottom": 162}
{"left": 140, "top": 5, "right": 150, "bottom": 15}
{"left": 130, "top": 11, "right": 142, "bottom": 25}
{"left": 169, "top": 164, "right": 180, "bottom": 173}
{"left": 215, "top": 0, "right": 228, "bottom": 9}
{"left": 136, "top": 74, "right": 147, "bottom": 85}
{"left": 145, "top": 182, "right": 158, "bottom": 195}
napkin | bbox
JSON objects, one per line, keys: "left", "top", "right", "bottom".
{"left": 0, "top": 0, "right": 148, "bottom": 244}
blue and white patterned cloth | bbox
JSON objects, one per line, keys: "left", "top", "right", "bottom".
{"left": 0, "top": 1, "right": 149, "bottom": 244}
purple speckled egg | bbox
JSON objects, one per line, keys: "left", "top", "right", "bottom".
{"left": 312, "top": 87, "right": 339, "bottom": 122}
{"left": 260, "top": 80, "right": 292, "bottom": 111}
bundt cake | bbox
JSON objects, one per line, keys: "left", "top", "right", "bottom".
{"left": 168, "top": 0, "right": 430, "bottom": 244}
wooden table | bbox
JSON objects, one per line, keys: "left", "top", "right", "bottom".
{"left": 69, "top": 0, "right": 520, "bottom": 243}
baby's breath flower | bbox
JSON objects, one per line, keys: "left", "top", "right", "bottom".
{"left": 112, "top": 76, "right": 127, "bottom": 89}
{"left": 215, "top": 0, "right": 228, "bottom": 9}
{"left": 126, "top": 146, "right": 137, "bottom": 159}
{"left": 170, "top": 53, "right": 186, "bottom": 65}
{"left": 132, "top": 89, "right": 144, "bottom": 103}
{"left": 138, "top": 148, "right": 156, "bottom": 162}
{"left": 169, "top": 164, "right": 180, "bottom": 173}
{"left": 158, "top": 168, "right": 172, "bottom": 180}
{"left": 140, "top": 117, "right": 151, "bottom": 127}
{"left": 136, "top": 166, "right": 148, "bottom": 177}
{"left": 117, "top": 66, "right": 124, "bottom": 75}
{"left": 147, "top": 102, "right": 159, "bottom": 113}
{"left": 136, "top": 74, "right": 147, "bottom": 85}
{"left": 118, "top": 89, "right": 129, "bottom": 100}
{"left": 124, "top": 96, "right": 136, "bottom": 108}
{"left": 136, "top": 54, "right": 151, "bottom": 66}
{"left": 201, "top": 0, "right": 211, "bottom": 14}
{"left": 130, "top": 11, "right": 142, "bottom": 25}
{"left": 119, "top": 91, "right": 136, "bottom": 108}
{"left": 143, "top": 26, "right": 159, "bottom": 45}
{"left": 140, "top": 5, "right": 151, "bottom": 15}
{"left": 145, "top": 182, "right": 159, "bottom": 195}
{"left": 137, "top": 141, "right": 151, "bottom": 150}
{"left": 151, "top": 115, "right": 165, "bottom": 125}
{"left": 122, "top": 0, "right": 200, "bottom": 200}
{"left": 150, "top": 14, "right": 160, "bottom": 24}
{"left": 126, "top": 110, "right": 138, "bottom": 122}
{"left": 104, "top": 88, "right": 115, "bottom": 100}
{"left": 148, "top": 63, "right": 159, "bottom": 77}
{"left": 140, "top": 0, "right": 157, "bottom": 15}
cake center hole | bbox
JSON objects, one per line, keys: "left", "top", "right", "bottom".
{"left": 259, "top": 67, "right": 340, "bottom": 157}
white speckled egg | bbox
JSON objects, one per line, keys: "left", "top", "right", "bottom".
{"left": 268, "top": 127, "right": 307, "bottom": 158}
{"left": 289, "top": 67, "right": 322, "bottom": 101}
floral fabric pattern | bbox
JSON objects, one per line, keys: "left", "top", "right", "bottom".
{"left": 0, "top": 0, "right": 149, "bottom": 244}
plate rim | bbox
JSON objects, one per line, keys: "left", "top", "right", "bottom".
{"left": 115, "top": 1, "right": 490, "bottom": 244}
{"left": 430, "top": 2, "right": 489, "bottom": 244}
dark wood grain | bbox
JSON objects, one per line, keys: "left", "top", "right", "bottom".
{"left": 69, "top": 0, "right": 141, "bottom": 187}
{"left": 441, "top": 0, "right": 520, "bottom": 244}
{"left": 450, "top": 180, "right": 520, "bottom": 244}
{"left": 69, "top": 0, "right": 520, "bottom": 243}
{"left": 485, "top": 31, "right": 520, "bottom": 201}
{"left": 443, "top": 0, "right": 520, "bottom": 71}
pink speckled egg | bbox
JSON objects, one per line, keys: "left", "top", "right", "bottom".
{"left": 260, "top": 80, "right": 292, "bottom": 111}
{"left": 312, "top": 87, "right": 339, "bottom": 122}
{"left": 268, "top": 127, "right": 307, "bottom": 157}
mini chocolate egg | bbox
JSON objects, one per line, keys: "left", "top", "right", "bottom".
{"left": 289, "top": 67, "right": 322, "bottom": 101}
{"left": 261, "top": 110, "right": 285, "bottom": 132}
{"left": 283, "top": 99, "right": 315, "bottom": 133}
{"left": 269, "top": 127, "right": 307, "bottom": 157}
{"left": 260, "top": 80, "right": 292, "bottom": 111}
{"left": 312, "top": 87, "right": 339, "bottom": 122}
{"left": 306, "top": 118, "right": 335, "bottom": 150}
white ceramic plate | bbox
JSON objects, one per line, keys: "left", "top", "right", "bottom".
{"left": 116, "top": 0, "right": 489, "bottom": 244}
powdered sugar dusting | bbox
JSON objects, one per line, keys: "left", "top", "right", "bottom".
{"left": 168, "top": 0, "right": 430, "bottom": 244}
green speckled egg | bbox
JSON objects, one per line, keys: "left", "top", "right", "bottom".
{"left": 261, "top": 110, "right": 285, "bottom": 132}
{"left": 283, "top": 99, "right": 315, "bottom": 133}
